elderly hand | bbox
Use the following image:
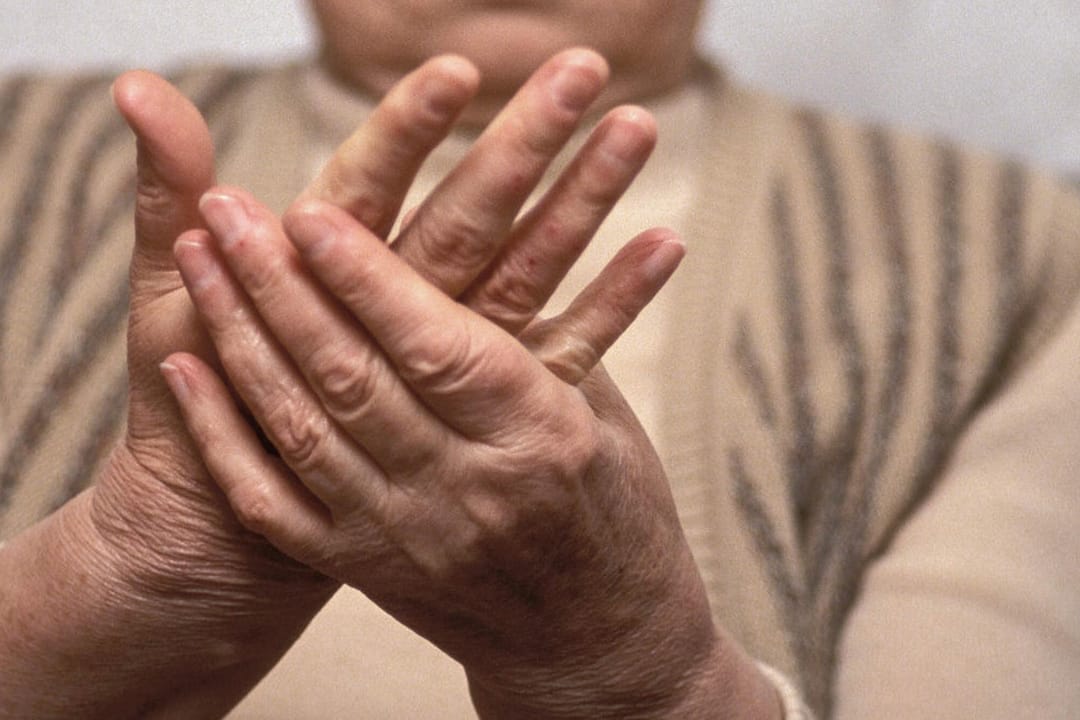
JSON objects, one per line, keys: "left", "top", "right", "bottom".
{"left": 0, "top": 70, "right": 333, "bottom": 719}
{"left": 160, "top": 50, "right": 781, "bottom": 718}
{"left": 4, "top": 48, "right": 680, "bottom": 718}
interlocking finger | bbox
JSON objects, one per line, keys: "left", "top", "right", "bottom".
{"left": 198, "top": 187, "right": 453, "bottom": 477}
{"left": 522, "top": 229, "right": 685, "bottom": 385}
{"left": 173, "top": 228, "right": 389, "bottom": 511}
{"left": 285, "top": 201, "right": 560, "bottom": 438}
{"left": 392, "top": 48, "right": 609, "bottom": 296}
{"left": 462, "top": 105, "right": 657, "bottom": 334}
{"left": 160, "top": 351, "right": 334, "bottom": 559}
{"left": 299, "top": 55, "right": 479, "bottom": 238}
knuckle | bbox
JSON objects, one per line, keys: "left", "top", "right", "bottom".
{"left": 411, "top": 203, "right": 492, "bottom": 275}
{"left": 397, "top": 321, "right": 482, "bottom": 394}
{"left": 471, "top": 260, "right": 542, "bottom": 328}
{"left": 527, "top": 324, "right": 601, "bottom": 384}
{"left": 464, "top": 491, "right": 522, "bottom": 543}
{"left": 262, "top": 399, "right": 332, "bottom": 471}
{"left": 539, "top": 407, "right": 599, "bottom": 485}
{"left": 308, "top": 344, "right": 382, "bottom": 419}
{"left": 237, "top": 249, "right": 289, "bottom": 302}
{"left": 230, "top": 482, "right": 278, "bottom": 535}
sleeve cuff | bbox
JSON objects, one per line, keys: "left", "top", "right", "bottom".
{"left": 755, "top": 662, "right": 815, "bottom": 720}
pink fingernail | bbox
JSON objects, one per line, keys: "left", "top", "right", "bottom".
{"left": 643, "top": 235, "right": 686, "bottom": 284}
{"left": 288, "top": 203, "right": 344, "bottom": 259}
{"left": 159, "top": 361, "right": 190, "bottom": 402}
{"left": 174, "top": 237, "right": 220, "bottom": 291}
{"left": 200, "top": 191, "right": 250, "bottom": 249}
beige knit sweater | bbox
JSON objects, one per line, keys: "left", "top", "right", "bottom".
{"left": 2, "top": 60, "right": 1079, "bottom": 718}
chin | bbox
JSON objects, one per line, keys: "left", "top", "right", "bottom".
{"left": 437, "top": 12, "right": 596, "bottom": 90}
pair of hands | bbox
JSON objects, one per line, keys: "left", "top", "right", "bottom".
{"left": 93, "top": 48, "right": 754, "bottom": 717}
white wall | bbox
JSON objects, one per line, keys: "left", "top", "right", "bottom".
{"left": 711, "top": 2, "right": 1080, "bottom": 174}
{"left": 2, "top": 2, "right": 314, "bottom": 72}
{"left": 3, "top": 1, "right": 1078, "bottom": 173}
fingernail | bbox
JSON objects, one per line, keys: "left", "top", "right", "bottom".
{"left": 643, "top": 235, "right": 686, "bottom": 284}
{"left": 159, "top": 360, "right": 190, "bottom": 402}
{"left": 288, "top": 203, "right": 344, "bottom": 259}
{"left": 200, "top": 191, "right": 249, "bottom": 249}
{"left": 550, "top": 57, "right": 604, "bottom": 113}
{"left": 174, "top": 236, "right": 220, "bottom": 290}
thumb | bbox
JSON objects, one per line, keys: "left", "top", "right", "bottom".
{"left": 113, "top": 70, "right": 215, "bottom": 290}
{"left": 112, "top": 71, "right": 218, "bottom": 433}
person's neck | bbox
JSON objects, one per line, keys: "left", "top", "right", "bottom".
{"left": 318, "top": 50, "right": 701, "bottom": 128}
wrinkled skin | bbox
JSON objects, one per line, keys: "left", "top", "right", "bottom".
{"left": 163, "top": 49, "right": 778, "bottom": 719}
{"left": 1, "top": 48, "right": 744, "bottom": 718}
{"left": 307, "top": 0, "right": 706, "bottom": 123}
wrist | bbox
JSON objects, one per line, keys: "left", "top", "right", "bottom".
{"left": 668, "top": 636, "right": 786, "bottom": 720}
{"left": 0, "top": 492, "right": 197, "bottom": 718}
{"left": 462, "top": 563, "right": 711, "bottom": 718}
{"left": 467, "top": 631, "right": 783, "bottom": 720}
{"left": 0, "top": 454, "right": 333, "bottom": 718}
{"left": 463, "top": 547, "right": 783, "bottom": 720}
{"left": 90, "top": 439, "right": 335, "bottom": 620}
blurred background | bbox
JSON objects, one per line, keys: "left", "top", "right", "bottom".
{"left": 3, "top": 1, "right": 1078, "bottom": 174}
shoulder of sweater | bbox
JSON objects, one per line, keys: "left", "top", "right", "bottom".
{"left": 0, "top": 60, "right": 301, "bottom": 136}
{"left": 713, "top": 73, "right": 1080, "bottom": 291}
{"left": 712, "top": 69, "right": 1078, "bottom": 202}
{"left": 0, "top": 59, "right": 307, "bottom": 214}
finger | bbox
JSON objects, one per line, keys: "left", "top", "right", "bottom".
{"left": 461, "top": 105, "right": 657, "bottom": 333}
{"left": 173, "top": 228, "right": 388, "bottom": 511}
{"left": 299, "top": 55, "right": 479, "bottom": 238}
{"left": 285, "top": 201, "right": 559, "bottom": 437}
{"left": 393, "top": 47, "right": 609, "bottom": 296}
{"left": 523, "top": 229, "right": 685, "bottom": 385}
{"left": 113, "top": 70, "right": 215, "bottom": 284}
{"left": 198, "top": 186, "right": 452, "bottom": 476}
{"left": 112, "top": 70, "right": 218, "bottom": 428}
{"left": 159, "top": 352, "right": 334, "bottom": 562}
